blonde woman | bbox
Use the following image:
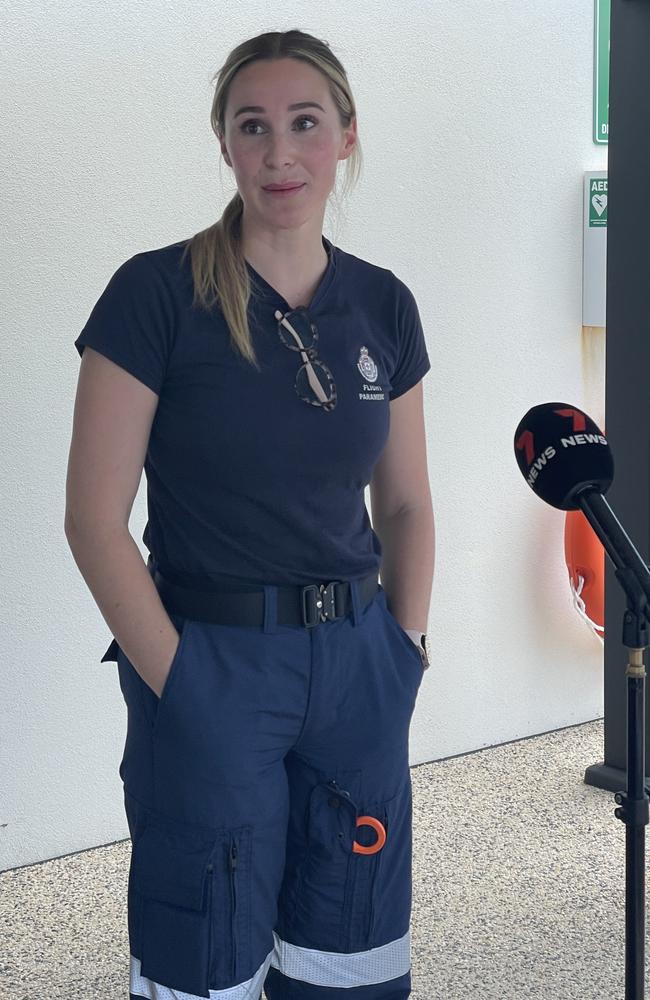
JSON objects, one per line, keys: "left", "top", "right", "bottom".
{"left": 66, "top": 27, "right": 434, "bottom": 1000}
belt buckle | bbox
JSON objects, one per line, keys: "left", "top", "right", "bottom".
{"left": 301, "top": 581, "right": 343, "bottom": 627}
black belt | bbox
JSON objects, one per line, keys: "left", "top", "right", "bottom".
{"left": 146, "top": 555, "right": 379, "bottom": 629}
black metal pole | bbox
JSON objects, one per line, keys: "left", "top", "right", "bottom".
{"left": 612, "top": 580, "right": 650, "bottom": 998}
{"left": 615, "top": 661, "right": 647, "bottom": 999}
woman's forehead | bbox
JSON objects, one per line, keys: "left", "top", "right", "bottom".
{"left": 227, "top": 59, "right": 330, "bottom": 110}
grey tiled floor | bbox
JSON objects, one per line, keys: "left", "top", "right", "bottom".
{"left": 2, "top": 719, "right": 640, "bottom": 999}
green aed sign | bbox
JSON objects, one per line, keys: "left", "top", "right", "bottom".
{"left": 594, "top": 0, "right": 610, "bottom": 144}
{"left": 589, "top": 176, "right": 608, "bottom": 227}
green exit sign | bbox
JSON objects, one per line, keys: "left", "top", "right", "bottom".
{"left": 594, "top": 0, "right": 610, "bottom": 144}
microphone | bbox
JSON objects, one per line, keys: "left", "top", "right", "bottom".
{"left": 514, "top": 402, "right": 650, "bottom": 607}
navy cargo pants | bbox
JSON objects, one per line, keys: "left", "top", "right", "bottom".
{"left": 111, "top": 576, "right": 425, "bottom": 999}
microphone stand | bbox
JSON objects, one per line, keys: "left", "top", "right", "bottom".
{"left": 612, "top": 565, "right": 649, "bottom": 1000}
{"left": 578, "top": 494, "right": 650, "bottom": 999}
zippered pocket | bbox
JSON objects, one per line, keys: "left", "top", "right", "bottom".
{"left": 343, "top": 803, "right": 387, "bottom": 952}
{"left": 343, "top": 785, "right": 413, "bottom": 952}
{"left": 210, "top": 827, "right": 252, "bottom": 988}
{"left": 366, "top": 804, "right": 389, "bottom": 942}
{"left": 229, "top": 836, "right": 238, "bottom": 981}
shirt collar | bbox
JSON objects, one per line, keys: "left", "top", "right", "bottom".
{"left": 245, "top": 235, "right": 337, "bottom": 313}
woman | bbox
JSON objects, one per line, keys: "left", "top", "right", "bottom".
{"left": 65, "top": 28, "right": 435, "bottom": 1000}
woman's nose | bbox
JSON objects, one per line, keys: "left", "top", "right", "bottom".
{"left": 264, "top": 132, "right": 298, "bottom": 163}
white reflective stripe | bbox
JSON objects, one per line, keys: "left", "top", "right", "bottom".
{"left": 128, "top": 949, "right": 274, "bottom": 999}
{"left": 269, "top": 928, "right": 411, "bottom": 987}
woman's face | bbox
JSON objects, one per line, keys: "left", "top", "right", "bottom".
{"left": 219, "top": 58, "right": 356, "bottom": 230}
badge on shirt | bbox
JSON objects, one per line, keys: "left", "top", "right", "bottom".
{"left": 357, "top": 346, "right": 378, "bottom": 381}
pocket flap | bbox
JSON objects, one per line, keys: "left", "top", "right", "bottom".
{"left": 131, "top": 820, "right": 218, "bottom": 911}
{"left": 100, "top": 638, "right": 119, "bottom": 662}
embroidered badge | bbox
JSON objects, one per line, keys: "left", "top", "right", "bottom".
{"left": 357, "top": 346, "right": 378, "bottom": 382}
{"left": 357, "top": 346, "right": 385, "bottom": 401}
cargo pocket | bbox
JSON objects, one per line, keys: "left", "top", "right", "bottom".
{"left": 283, "top": 779, "right": 360, "bottom": 953}
{"left": 130, "top": 815, "right": 219, "bottom": 997}
{"left": 342, "top": 786, "right": 413, "bottom": 952}
{"left": 130, "top": 813, "right": 252, "bottom": 995}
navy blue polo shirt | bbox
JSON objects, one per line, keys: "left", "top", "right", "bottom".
{"left": 74, "top": 235, "right": 431, "bottom": 588}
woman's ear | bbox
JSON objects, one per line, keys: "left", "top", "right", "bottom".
{"left": 218, "top": 132, "right": 232, "bottom": 168}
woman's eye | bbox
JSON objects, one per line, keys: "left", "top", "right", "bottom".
{"left": 240, "top": 116, "right": 317, "bottom": 135}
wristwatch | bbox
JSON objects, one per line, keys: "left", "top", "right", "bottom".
{"left": 405, "top": 629, "right": 430, "bottom": 670}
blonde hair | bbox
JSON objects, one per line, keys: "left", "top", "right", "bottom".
{"left": 180, "top": 29, "right": 363, "bottom": 370}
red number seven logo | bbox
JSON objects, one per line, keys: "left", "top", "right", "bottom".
{"left": 554, "top": 408, "right": 586, "bottom": 432}
{"left": 515, "top": 429, "right": 535, "bottom": 464}
{"left": 516, "top": 408, "right": 587, "bottom": 466}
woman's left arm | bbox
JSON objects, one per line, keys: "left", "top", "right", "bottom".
{"left": 372, "top": 506, "right": 435, "bottom": 633}
{"left": 370, "top": 381, "right": 435, "bottom": 632}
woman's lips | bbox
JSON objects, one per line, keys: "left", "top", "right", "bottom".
{"left": 262, "top": 184, "right": 306, "bottom": 197}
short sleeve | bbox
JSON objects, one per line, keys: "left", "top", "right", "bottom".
{"left": 74, "top": 253, "right": 176, "bottom": 395}
{"left": 388, "top": 273, "right": 431, "bottom": 400}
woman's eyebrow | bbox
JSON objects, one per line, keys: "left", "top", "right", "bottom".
{"left": 234, "top": 101, "right": 325, "bottom": 118}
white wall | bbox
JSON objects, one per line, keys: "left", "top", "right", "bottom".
{"left": 1, "top": 1, "right": 607, "bottom": 868}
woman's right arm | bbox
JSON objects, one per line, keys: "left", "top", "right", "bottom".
{"left": 65, "top": 346, "right": 179, "bottom": 699}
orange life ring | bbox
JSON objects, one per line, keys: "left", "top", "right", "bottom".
{"left": 564, "top": 507, "right": 605, "bottom": 644}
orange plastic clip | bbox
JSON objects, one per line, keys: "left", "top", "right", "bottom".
{"left": 352, "top": 815, "right": 386, "bottom": 854}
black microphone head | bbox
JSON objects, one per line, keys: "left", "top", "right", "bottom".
{"left": 514, "top": 402, "right": 613, "bottom": 510}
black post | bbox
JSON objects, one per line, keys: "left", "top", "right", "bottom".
{"left": 584, "top": 0, "right": 650, "bottom": 796}
{"left": 623, "top": 672, "right": 645, "bottom": 996}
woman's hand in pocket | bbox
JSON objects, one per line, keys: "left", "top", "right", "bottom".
{"left": 135, "top": 629, "right": 181, "bottom": 700}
